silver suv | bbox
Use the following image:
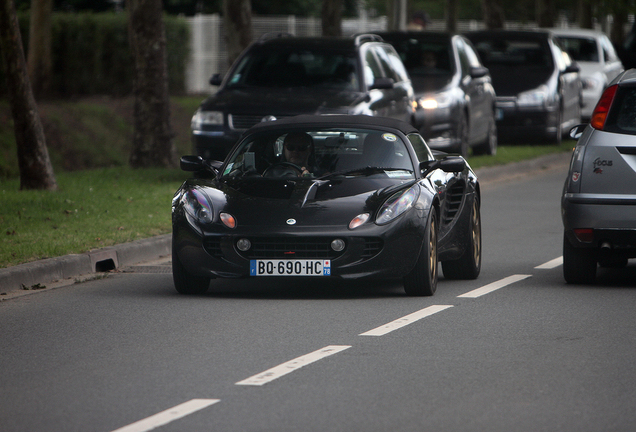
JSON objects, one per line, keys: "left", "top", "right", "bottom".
{"left": 562, "top": 69, "right": 636, "bottom": 283}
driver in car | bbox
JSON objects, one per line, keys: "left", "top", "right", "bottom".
{"left": 283, "top": 132, "right": 314, "bottom": 177}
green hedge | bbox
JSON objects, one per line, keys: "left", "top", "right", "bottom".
{"left": 0, "top": 12, "right": 189, "bottom": 97}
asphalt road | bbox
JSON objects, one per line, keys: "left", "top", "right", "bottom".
{"left": 2, "top": 161, "right": 636, "bottom": 432}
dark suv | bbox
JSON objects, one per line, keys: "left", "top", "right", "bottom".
{"left": 191, "top": 33, "right": 415, "bottom": 160}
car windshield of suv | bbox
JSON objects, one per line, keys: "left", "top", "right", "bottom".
{"left": 555, "top": 36, "right": 599, "bottom": 62}
{"left": 222, "top": 128, "right": 416, "bottom": 180}
{"left": 226, "top": 48, "right": 360, "bottom": 91}
{"left": 474, "top": 39, "right": 553, "bottom": 69}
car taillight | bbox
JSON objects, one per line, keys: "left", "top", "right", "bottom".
{"left": 590, "top": 84, "right": 617, "bottom": 130}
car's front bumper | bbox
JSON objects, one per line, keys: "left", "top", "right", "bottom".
{"left": 414, "top": 106, "right": 461, "bottom": 151}
{"left": 495, "top": 102, "right": 558, "bottom": 140}
{"left": 173, "top": 212, "right": 427, "bottom": 281}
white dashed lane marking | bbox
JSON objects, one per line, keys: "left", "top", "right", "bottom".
{"left": 457, "top": 274, "right": 532, "bottom": 298}
{"left": 110, "top": 399, "right": 220, "bottom": 432}
{"left": 535, "top": 256, "right": 563, "bottom": 269}
{"left": 236, "top": 345, "right": 351, "bottom": 386}
{"left": 359, "top": 305, "right": 453, "bottom": 336}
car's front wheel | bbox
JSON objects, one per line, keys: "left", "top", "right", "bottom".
{"left": 172, "top": 245, "right": 210, "bottom": 294}
{"left": 442, "top": 195, "right": 481, "bottom": 279}
{"left": 403, "top": 211, "right": 438, "bottom": 296}
{"left": 563, "top": 233, "right": 597, "bottom": 284}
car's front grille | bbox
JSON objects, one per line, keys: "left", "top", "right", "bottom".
{"left": 229, "top": 114, "right": 290, "bottom": 131}
{"left": 362, "top": 238, "right": 383, "bottom": 259}
{"left": 204, "top": 236, "right": 384, "bottom": 261}
{"left": 443, "top": 182, "right": 465, "bottom": 224}
{"left": 203, "top": 238, "right": 223, "bottom": 258}
{"left": 238, "top": 237, "right": 343, "bottom": 259}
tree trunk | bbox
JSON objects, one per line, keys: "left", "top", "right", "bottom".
{"left": 481, "top": 0, "right": 505, "bottom": 30}
{"left": 0, "top": 0, "right": 57, "bottom": 190}
{"left": 322, "top": 0, "right": 342, "bottom": 37}
{"left": 126, "top": 0, "right": 176, "bottom": 168}
{"left": 223, "top": 0, "right": 251, "bottom": 68}
{"left": 27, "top": 0, "right": 53, "bottom": 99}
{"left": 577, "top": 0, "right": 593, "bottom": 29}
{"left": 446, "top": 0, "right": 458, "bottom": 33}
{"left": 536, "top": 0, "right": 555, "bottom": 28}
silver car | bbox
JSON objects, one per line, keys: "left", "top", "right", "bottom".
{"left": 552, "top": 28, "right": 624, "bottom": 120}
{"left": 562, "top": 69, "right": 636, "bottom": 284}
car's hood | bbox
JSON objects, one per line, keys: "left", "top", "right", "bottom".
{"left": 207, "top": 177, "right": 413, "bottom": 227}
{"left": 487, "top": 65, "right": 554, "bottom": 96}
{"left": 200, "top": 87, "right": 368, "bottom": 115}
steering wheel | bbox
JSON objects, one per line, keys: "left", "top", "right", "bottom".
{"left": 262, "top": 162, "right": 303, "bottom": 178}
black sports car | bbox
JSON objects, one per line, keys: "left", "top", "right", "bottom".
{"left": 172, "top": 115, "right": 481, "bottom": 296}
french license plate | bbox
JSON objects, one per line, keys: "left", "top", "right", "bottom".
{"left": 250, "top": 259, "right": 331, "bottom": 276}
{"left": 495, "top": 108, "right": 504, "bottom": 120}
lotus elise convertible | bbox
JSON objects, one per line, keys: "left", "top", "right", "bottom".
{"left": 172, "top": 115, "right": 481, "bottom": 296}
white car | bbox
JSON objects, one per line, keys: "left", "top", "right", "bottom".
{"left": 552, "top": 28, "right": 624, "bottom": 120}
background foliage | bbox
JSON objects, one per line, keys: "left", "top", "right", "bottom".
{"left": 0, "top": 12, "right": 189, "bottom": 97}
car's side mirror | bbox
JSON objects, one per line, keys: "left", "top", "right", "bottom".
{"left": 209, "top": 73, "right": 222, "bottom": 86}
{"left": 564, "top": 63, "right": 580, "bottom": 74}
{"left": 569, "top": 123, "right": 587, "bottom": 140}
{"left": 470, "top": 66, "right": 489, "bottom": 79}
{"left": 370, "top": 77, "right": 395, "bottom": 90}
{"left": 180, "top": 155, "right": 204, "bottom": 171}
{"left": 180, "top": 155, "right": 221, "bottom": 177}
{"left": 420, "top": 156, "right": 466, "bottom": 175}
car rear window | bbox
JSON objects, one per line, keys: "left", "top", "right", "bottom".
{"left": 555, "top": 36, "right": 599, "bottom": 62}
{"left": 605, "top": 86, "right": 636, "bottom": 135}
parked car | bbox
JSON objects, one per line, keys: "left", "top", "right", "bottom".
{"left": 464, "top": 30, "right": 582, "bottom": 143}
{"left": 173, "top": 115, "right": 481, "bottom": 296}
{"left": 552, "top": 28, "right": 624, "bottom": 120}
{"left": 191, "top": 33, "right": 415, "bottom": 161}
{"left": 562, "top": 69, "right": 636, "bottom": 284}
{"left": 378, "top": 31, "right": 497, "bottom": 157}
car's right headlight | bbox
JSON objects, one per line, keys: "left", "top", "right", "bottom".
{"left": 191, "top": 109, "right": 224, "bottom": 130}
{"left": 517, "top": 85, "right": 549, "bottom": 107}
{"left": 183, "top": 188, "right": 213, "bottom": 224}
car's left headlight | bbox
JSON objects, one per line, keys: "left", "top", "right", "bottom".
{"left": 183, "top": 188, "right": 213, "bottom": 224}
{"left": 517, "top": 85, "right": 549, "bottom": 107}
{"left": 419, "top": 90, "right": 453, "bottom": 110}
{"left": 376, "top": 185, "right": 420, "bottom": 225}
{"left": 191, "top": 109, "right": 223, "bottom": 130}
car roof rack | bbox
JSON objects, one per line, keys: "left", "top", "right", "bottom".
{"left": 258, "top": 32, "right": 294, "bottom": 42}
{"left": 353, "top": 33, "right": 384, "bottom": 46}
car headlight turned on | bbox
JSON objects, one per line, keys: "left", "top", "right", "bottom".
{"left": 183, "top": 188, "right": 213, "bottom": 224}
{"left": 419, "top": 90, "right": 453, "bottom": 110}
{"left": 517, "top": 85, "right": 549, "bottom": 107}
{"left": 376, "top": 185, "right": 420, "bottom": 225}
{"left": 191, "top": 109, "right": 223, "bottom": 130}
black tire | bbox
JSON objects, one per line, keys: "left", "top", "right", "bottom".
{"left": 563, "top": 234, "right": 597, "bottom": 284}
{"left": 453, "top": 114, "right": 469, "bottom": 158}
{"left": 550, "top": 102, "right": 563, "bottom": 145}
{"left": 172, "top": 246, "right": 210, "bottom": 294}
{"left": 403, "top": 211, "right": 438, "bottom": 296}
{"left": 473, "top": 118, "right": 497, "bottom": 156}
{"left": 442, "top": 195, "right": 482, "bottom": 279}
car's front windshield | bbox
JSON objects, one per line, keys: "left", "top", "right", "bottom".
{"left": 389, "top": 38, "right": 455, "bottom": 77}
{"left": 225, "top": 48, "right": 360, "bottom": 91}
{"left": 222, "top": 128, "right": 416, "bottom": 180}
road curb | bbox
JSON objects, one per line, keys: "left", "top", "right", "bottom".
{"left": 0, "top": 151, "right": 572, "bottom": 299}
{"left": 0, "top": 234, "right": 171, "bottom": 297}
